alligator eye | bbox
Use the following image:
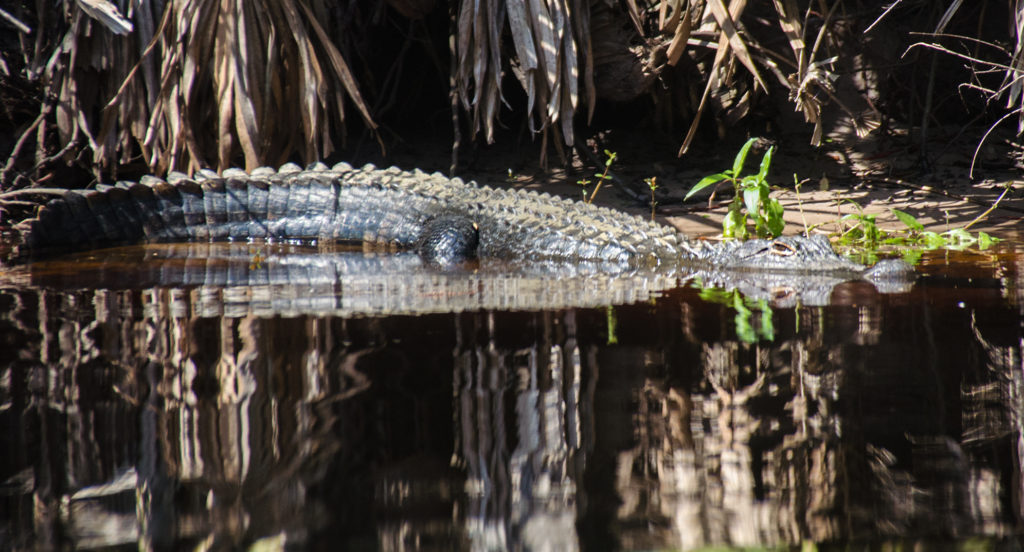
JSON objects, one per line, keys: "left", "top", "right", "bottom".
{"left": 770, "top": 241, "right": 797, "bottom": 256}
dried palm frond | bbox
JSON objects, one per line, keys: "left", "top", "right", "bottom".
{"left": 10, "top": 0, "right": 376, "bottom": 182}
{"left": 764, "top": 0, "right": 870, "bottom": 147}
{"left": 679, "top": 0, "right": 756, "bottom": 155}
{"left": 453, "top": 0, "right": 593, "bottom": 160}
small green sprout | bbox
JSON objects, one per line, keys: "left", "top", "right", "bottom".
{"left": 644, "top": 176, "right": 658, "bottom": 221}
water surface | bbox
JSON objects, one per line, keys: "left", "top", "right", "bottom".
{"left": 1, "top": 241, "right": 1022, "bottom": 550}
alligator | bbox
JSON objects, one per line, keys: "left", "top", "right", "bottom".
{"left": 3, "top": 162, "right": 914, "bottom": 302}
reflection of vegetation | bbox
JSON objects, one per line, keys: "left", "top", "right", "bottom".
{"left": 698, "top": 286, "right": 775, "bottom": 343}
{"left": 686, "top": 138, "right": 784, "bottom": 240}
{"left": 605, "top": 305, "right": 619, "bottom": 345}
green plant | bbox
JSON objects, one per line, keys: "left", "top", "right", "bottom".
{"left": 582, "top": 150, "right": 618, "bottom": 204}
{"left": 576, "top": 176, "right": 591, "bottom": 201}
{"left": 685, "top": 138, "right": 784, "bottom": 239}
{"left": 833, "top": 206, "right": 1000, "bottom": 265}
{"left": 644, "top": 176, "right": 658, "bottom": 221}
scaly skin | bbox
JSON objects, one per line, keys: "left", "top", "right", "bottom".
{"left": 7, "top": 162, "right": 914, "bottom": 285}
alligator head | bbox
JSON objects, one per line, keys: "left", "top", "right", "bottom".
{"left": 700, "top": 234, "right": 915, "bottom": 294}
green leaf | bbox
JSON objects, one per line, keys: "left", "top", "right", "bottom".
{"left": 891, "top": 208, "right": 924, "bottom": 231}
{"left": 978, "top": 231, "right": 998, "bottom": 249}
{"left": 765, "top": 198, "right": 786, "bottom": 237}
{"left": 724, "top": 210, "right": 747, "bottom": 239}
{"left": 943, "top": 228, "right": 976, "bottom": 247}
{"left": 685, "top": 173, "right": 728, "bottom": 200}
{"left": 732, "top": 138, "right": 757, "bottom": 177}
{"left": 743, "top": 187, "right": 761, "bottom": 217}
{"left": 841, "top": 212, "right": 870, "bottom": 223}
{"left": 921, "top": 231, "right": 947, "bottom": 249}
{"left": 756, "top": 146, "right": 775, "bottom": 182}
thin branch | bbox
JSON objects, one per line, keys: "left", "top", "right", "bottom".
{"left": 0, "top": 7, "right": 31, "bottom": 34}
{"left": 962, "top": 181, "right": 1015, "bottom": 231}
{"left": 1, "top": 109, "right": 47, "bottom": 188}
{"left": 970, "top": 106, "right": 1022, "bottom": 179}
{"left": 908, "top": 31, "right": 1014, "bottom": 53}
{"left": 903, "top": 42, "right": 1018, "bottom": 73}
{"left": 864, "top": 0, "right": 905, "bottom": 35}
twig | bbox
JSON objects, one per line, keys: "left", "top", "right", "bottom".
{"left": 918, "top": 47, "right": 939, "bottom": 168}
{"left": 903, "top": 41, "right": 1017, "bottom": 73}
{"left": 864, "top": 0, "right": 905, "bottom": 35}
{"left": 1, "top": 109, "right": 47, "bottom": 188}
{"left": 963, "top": 182, "right": 1015, "bottom": 230}
{"left": 792, "top": 175, "right": 810, "bottom": 236}
{"left": 103, "top": 4, "right": 172, "bottom": 110}
{"left": 32, "top": 136, "right": 80, "bottom": 173}
{"left": 970, "top": 107, "right": 1023, "bottom": 178}
{"left": 0, "top": 7, "right": 31, "bottom": 34}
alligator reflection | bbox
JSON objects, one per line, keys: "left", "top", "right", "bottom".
{"left": 1, "top": 251, "right": 1022, "bottom": 550}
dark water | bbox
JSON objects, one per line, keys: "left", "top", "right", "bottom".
{"left": 1, "top": 242, "right": 1023, "bottom": 550}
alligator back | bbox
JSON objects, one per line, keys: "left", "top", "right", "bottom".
{"left": 13, "top": 162, "right": 688, "bottom": 268}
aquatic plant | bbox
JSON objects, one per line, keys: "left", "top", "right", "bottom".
{"left": 835, "top": 207, "right": 1000, "bottom": 265}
